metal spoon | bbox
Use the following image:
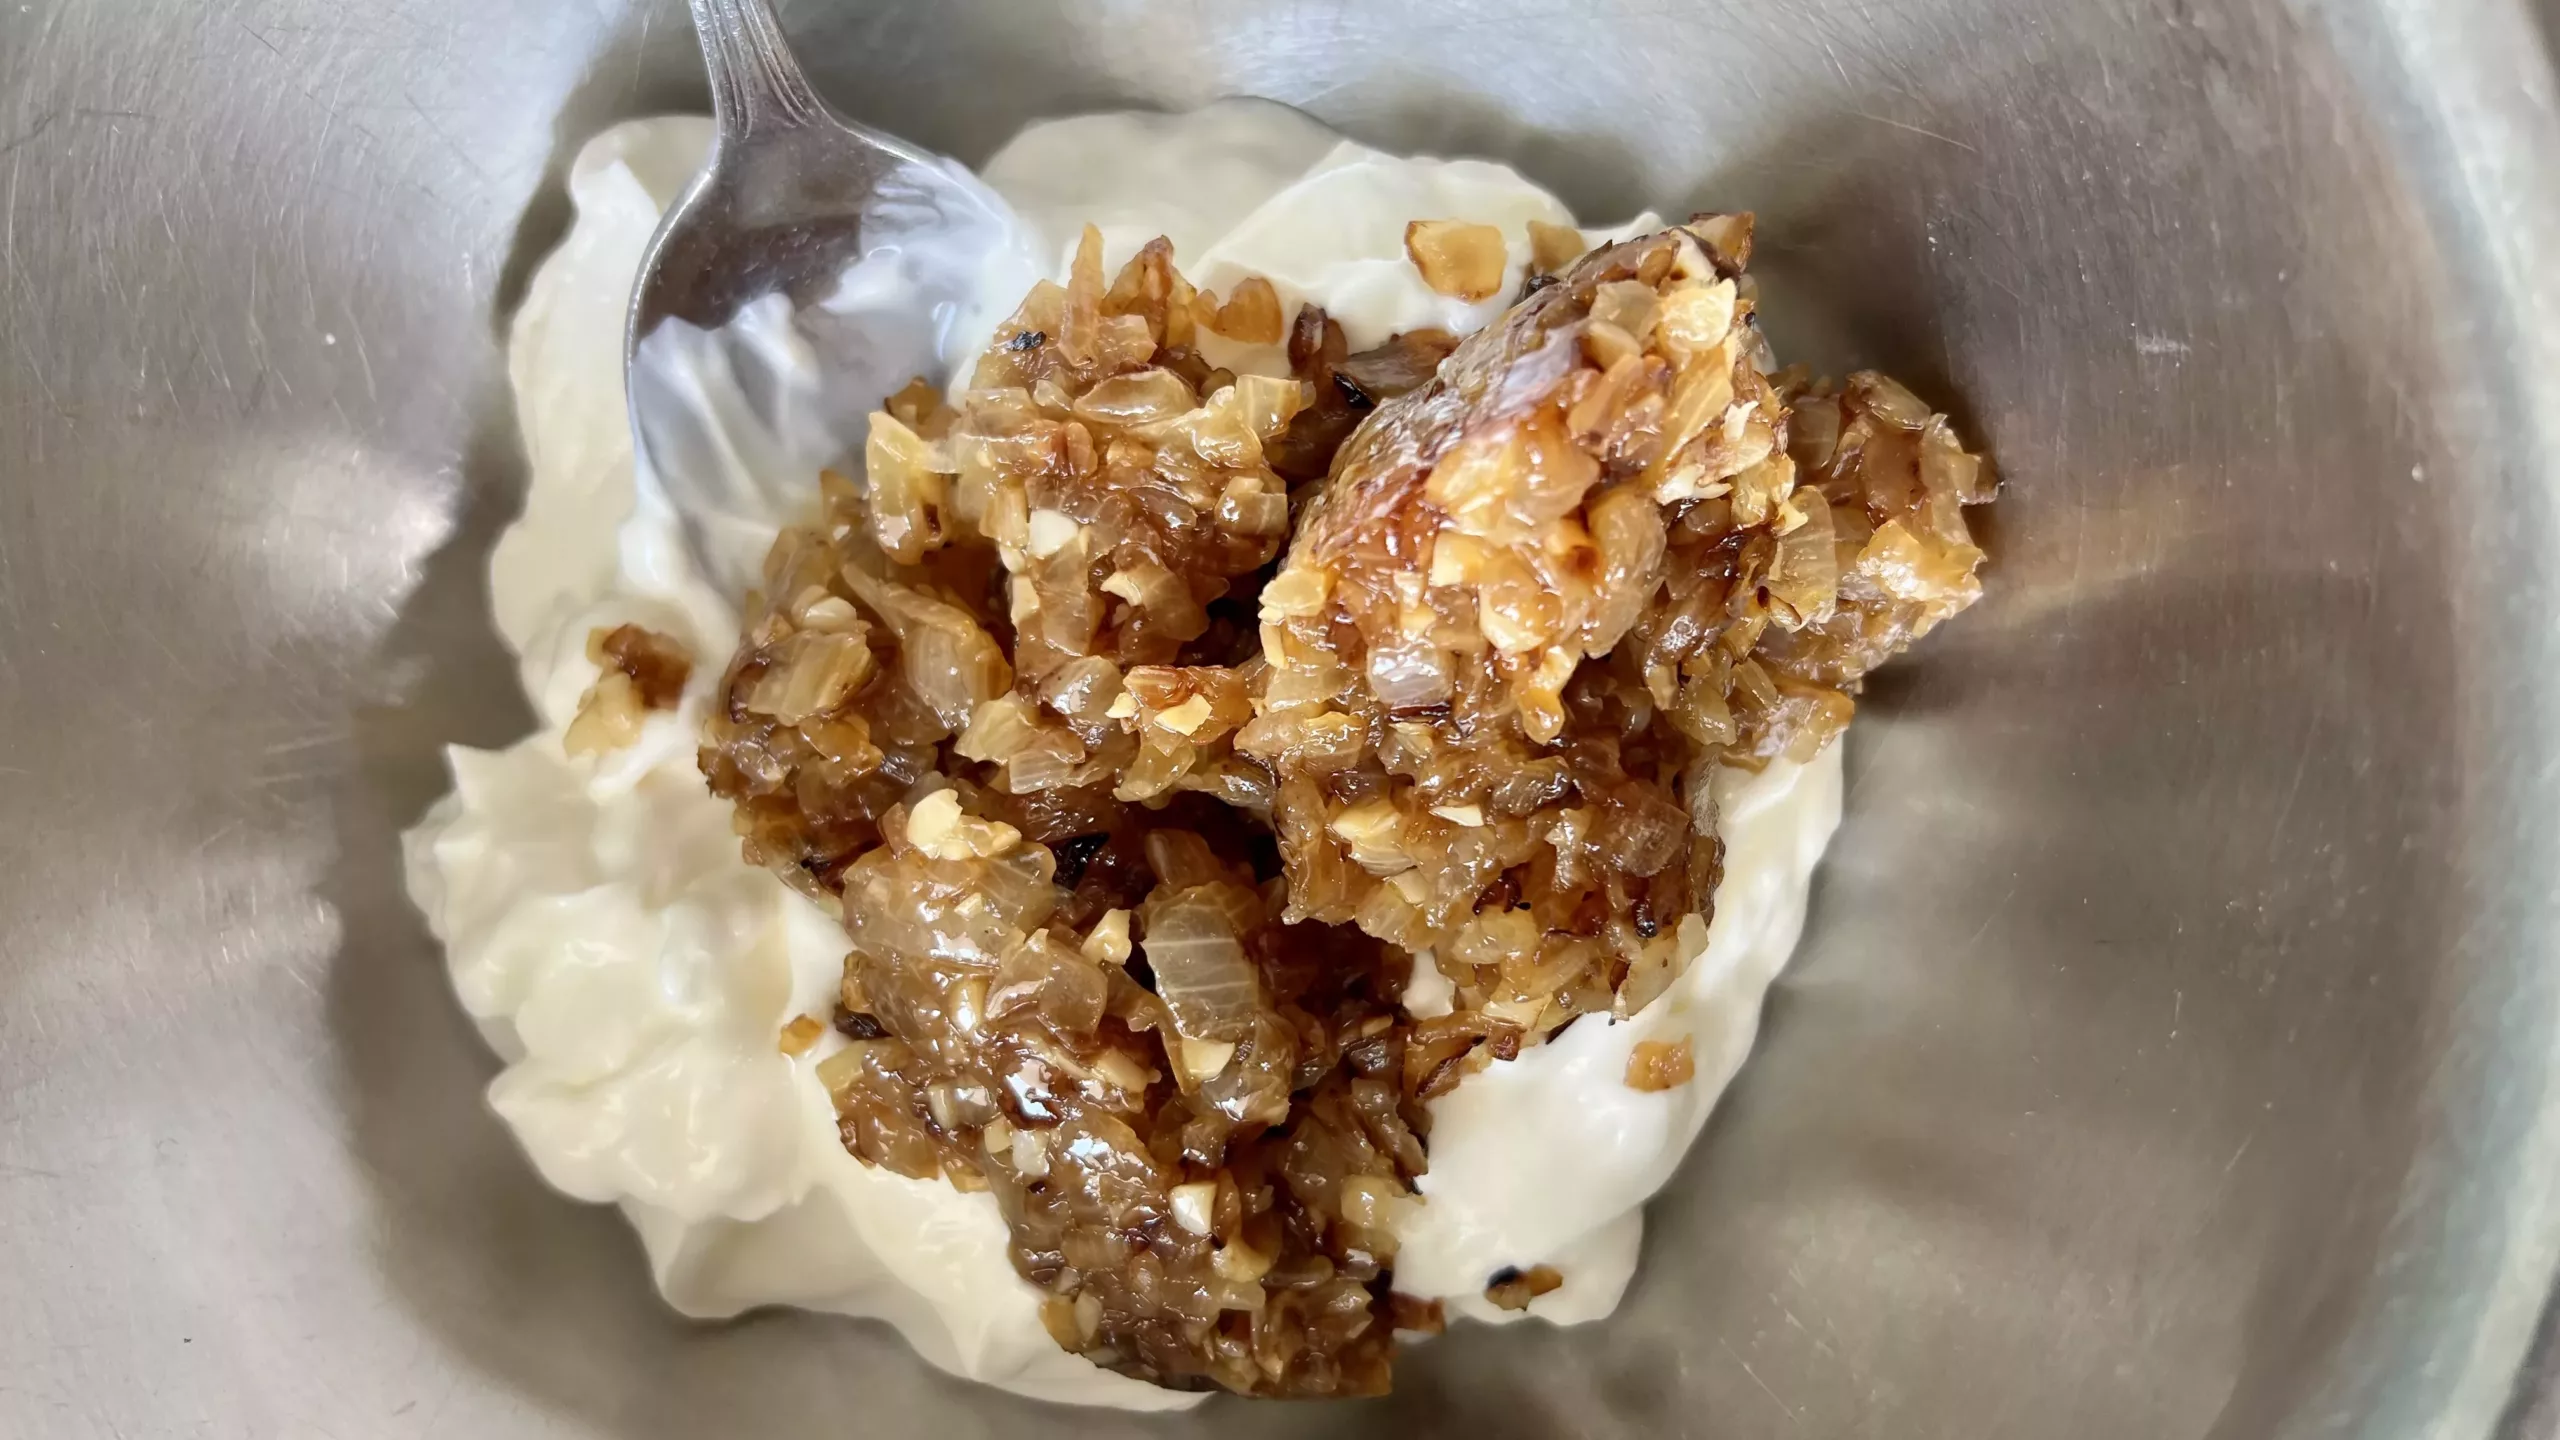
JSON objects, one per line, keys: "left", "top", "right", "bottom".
{"left": 625, "top": 0, "right": 1020, "bottom": 597}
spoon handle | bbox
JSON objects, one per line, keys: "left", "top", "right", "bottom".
{"left": 688, "top": 0, "right": 824, "bottom": 137}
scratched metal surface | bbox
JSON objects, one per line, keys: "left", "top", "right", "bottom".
{"left": 3, "top": 1, "right": 2558, "bottom": 1436}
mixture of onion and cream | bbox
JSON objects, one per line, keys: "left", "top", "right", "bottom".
{"left": 406, "top": 99, "right": 1993, "bottom": 1406}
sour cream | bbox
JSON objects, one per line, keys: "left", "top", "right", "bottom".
{"left": 403, "top": 98, "right": 1840, "bottom": 1408}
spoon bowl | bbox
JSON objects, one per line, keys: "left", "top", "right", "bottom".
{"left": 625, "top": 0, "right": 1020, "bottom": 595}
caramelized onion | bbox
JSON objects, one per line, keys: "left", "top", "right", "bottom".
{"left": 699, "top": 214, "right": 1998, "bottom": 1399}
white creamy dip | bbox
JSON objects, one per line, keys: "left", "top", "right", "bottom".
{"left": 403, "top": 98, "right": 1842, "bottom": 1408}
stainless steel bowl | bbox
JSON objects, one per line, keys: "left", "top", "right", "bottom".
{"left": 6, "top": 2, "right": 2558, "bottom": 1435}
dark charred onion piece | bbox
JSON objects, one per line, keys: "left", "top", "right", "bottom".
{"left": 1484, "top": 1263, "right": 1564, "bottom": 1311}
{"left": 1264, "top": 309, "right": 1461, "bottom": 483}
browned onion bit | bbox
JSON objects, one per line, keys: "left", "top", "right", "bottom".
{"left": 594, "top": 623, "right": 695, "bottom": 707}
{"left": 1625, "top": 1036, "right": 1696, "bottom": 1092}
{"left": 565, "top": 623, "right": 695, "bottom": 755}
{"left": 699, "top": 215, "right": 1996, "bottom": 1398}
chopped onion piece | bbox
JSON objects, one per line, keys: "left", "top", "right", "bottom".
{"left": 1526, "top": 219, "right": 1586, "bottom": 274}
{"left": 1765, "top": 487, "right": 1840, "bottom": 629}
{"left": 1364, "top": 640, "right": 1453, "bottom": 709}
{"left": 1140, "top": 885, "right": 1266, "bottom": 1041}
{"left": 1072, "top": 367, "right": 1197, "bottom": 427}
{"left": 1199, "top": 276, "right": 1285, "bottom": 344}
{"left": 864, "top": 413, "right": 951, "bottom": 564}
{"left": 1404, "top": 220, "right": 1508, "bottom": 301}
{"left": 841, "top": 560, "right": 1010, "bottom": 733}
{"left": 1178, "top": 1036, "right": 1238, "bottom": 1084}
{"left": 1170, "top": 1182, "right": 1218, "bottom": 1236}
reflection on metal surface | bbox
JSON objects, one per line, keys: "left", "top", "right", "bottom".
{"left": 1, "top": 1, "right": 2556, "bottom": 1436}
{"left": 623, "top": 0, "right": 1023, "bottom": 598}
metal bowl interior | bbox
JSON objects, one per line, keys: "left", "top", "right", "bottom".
{"left": 3, "top": 1, "right": 2557, "bottom": 1436}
